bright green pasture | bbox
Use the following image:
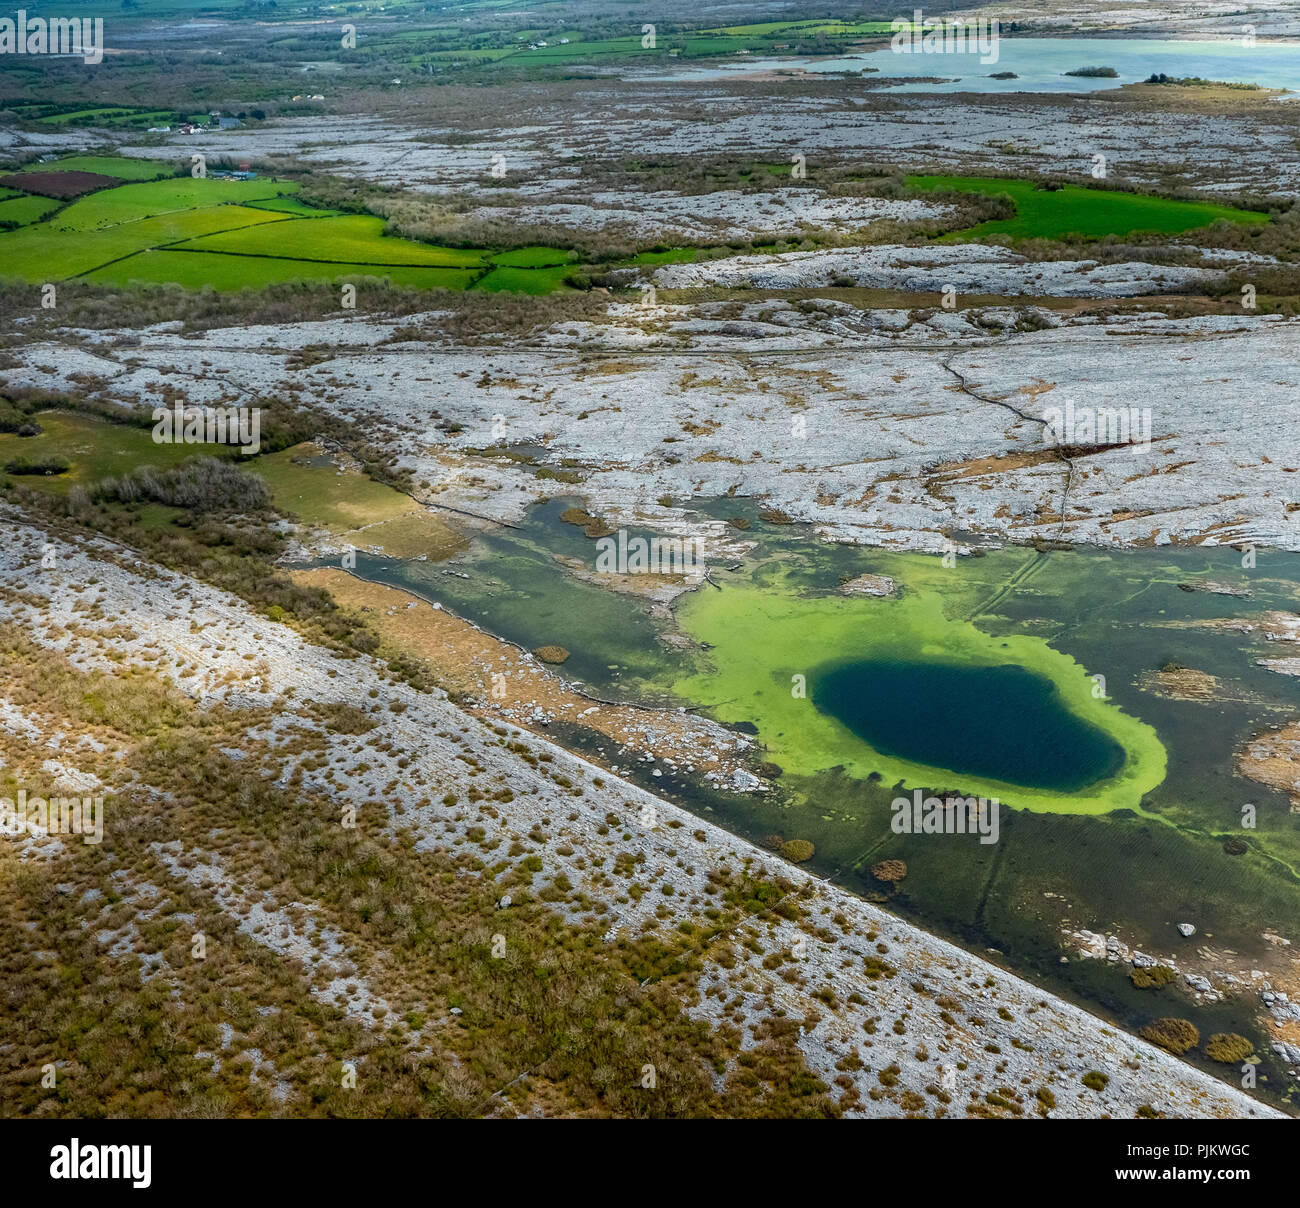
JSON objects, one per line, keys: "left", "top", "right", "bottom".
{"left": 84, "top": 250, "right": 479, "bottom": 290}
{"left": 490, "top": 245, "right": 575, "bottom": 267}
{"left": 908, "top": 175, "right": 1270, "bottom": 240}
{"left": 475, "top": 264, "right": 573, "bottom": 293}
{"left": 39, "top": 108, "right": 144, "bottom": 126}
{"left": 52, "top": 177, "right": 297, "bottom": 230}
{"left": 0, "top": 206, "right": 287, "bottom": 280}
{"left": 0, "top": 195, "right": 61, "bottom": 226}
{"left": 10, "top": 155, "right": 173, "bottom": 181}
{"left": 172, "top": 214, "right": 489, "bottom": 266}
{"left": 0, "top": 158, "right": 581, "bottom": 292}
{"left": 243, "top": 197, "right": 343, "bottom": 217}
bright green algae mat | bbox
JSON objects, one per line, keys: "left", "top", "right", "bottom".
{"left": 672, "top": 568, "right": 1166, "bottom": 814}
{"left": 908, "top": 174, "right": 1269, "bottom": 240}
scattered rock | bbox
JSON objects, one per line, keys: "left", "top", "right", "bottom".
{"left": 840, "top": 573, "right": 896, "bottom": 597}
{"left": 1176, "top": 579, "right": 1252, "bottom": 598}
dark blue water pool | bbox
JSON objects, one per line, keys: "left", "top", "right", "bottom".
{"left": 811, "top": 659, "right": 1125, "bottom": 791}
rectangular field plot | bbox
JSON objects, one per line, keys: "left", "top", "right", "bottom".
{"left": 0, "top": 205, "right": 288, "bottom": 280}
{"left": 52, "top": 178, "right": 299, "bottom": 230}
{"left": 10, "top": 155, "right": 174, "bottom": 181}
{"left": 172, "top": 214, "right": 489, "bottom": 266}
{"left": 909, "top": 175, "right": 1269, "bottom": 240}
{"left": 475, "top": 264, "right": 574, "bottom": 294}
{"left": 490, "top": 245, "right": 575, "bottom": 267}
{"left": 0, "top": 195, "right": 62, "bottom": 226}
{"left": 83, "top": 249, "right": 480, "bottom": 290}
{"left": 244, "top": 197, "right": 344, "bottom": 217}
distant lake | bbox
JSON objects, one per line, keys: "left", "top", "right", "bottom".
{"left": 647, "top": 37, "right": 1300, "bottom": 93}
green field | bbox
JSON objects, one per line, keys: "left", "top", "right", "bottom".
{"left": 909, "top": 175, "right": 1270, "bottom": 240}
{"left": 253, "top": 444, "right": 418, "bottom": 529}
{"left": 244, "top": 197, "right": 344, "bottom": 217}
{"left": 0, "top": 412, "right": 221, "bottom": 494}
{"left": 9, "top": 155, "right": 175, "bottom": 182}
{"left": 490, "top": 244, "right": 576, "bottom": 267}
{"left": 0, "top": 415, "right": 414, "bottom": 532}
{"left": 474, "top": 264, "right": 574, "bottom": 293}
{"left": 630, "top": 247, "right": 705, "bottom": 266}
{"left": 39, "top": 108, "right": 161, "bottom": 127}
{"left": 406, "top": 15, "right": 907, "bottom": 74}
{"left": 0, "top": 205, "right": 289, "bottom": 279}
{"left": 84, "top": 250, "right": 481, "bottom": 291}
{"left": 0, "top": 195, "right": 61, "bottom": 226}
{"left": 52, "top": 177, "right": 294, "bottom": 230}
{"left": 14, "top": 101, "right": 213, "bottom": 131}
{"left": 0, "top": 156, "right": 582, "bottom": 293}
{"left": 173, "top": 214, "right": 490, "bottom": 266}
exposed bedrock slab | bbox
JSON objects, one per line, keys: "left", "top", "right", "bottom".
{"left": 9, "top": 310, "right": 1295, "bottom": 554}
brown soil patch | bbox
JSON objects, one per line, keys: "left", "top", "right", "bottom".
{"left": 1139, "top": 666, "right": 1222, "bottom": 702}
{"left": 0, "top": 170, "right": 120, "bottom": 198}
{"left": 1237, "top": 721, "right": 1300, "bottom": 811}
{"left": 929, "top": 447, "right": 1061, "bottom": 480}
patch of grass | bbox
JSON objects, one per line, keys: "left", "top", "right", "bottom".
{"left": 251, "top": 444, "right": 418, "bottom": 530}
{"left": 0, "top": 195, "right": 61, "bottom": 227}
{"left": 475, "top": 264, "right": 576, "bottom": 294}
{"left": 908, "top": 174, "right": 1268, "bottom": 241}
{"left": 175, "top": 214, "right": 489, "bottom": 267}
{"left": 0, "top": 411, "right": 223, "bottom": 494}
{"left": 0, "top": 205, "right": 287, "bottom": 280}
{"left": 85, "top": 251, "right": 478, "bottom": 291}
{"left": 1140, "top": 1017, "right": 1200, "bottom": 1055}
{"left": 243, "top": 197, "right": 344, "bottom": 217}
{"left": 1129, "top": 964, "right": 1178, "bottom": 989}
{"left": 1204, "top": 1033, "right": 1254, "bottom": 1063}
{"left": 53, "top": 177, "right": 295, "bottom": 230}
{"left": 490, "top": 245, "right": 575, "bottom": 268}
{"left": 9, "top": 154, "right": 174, "bottom": 181}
